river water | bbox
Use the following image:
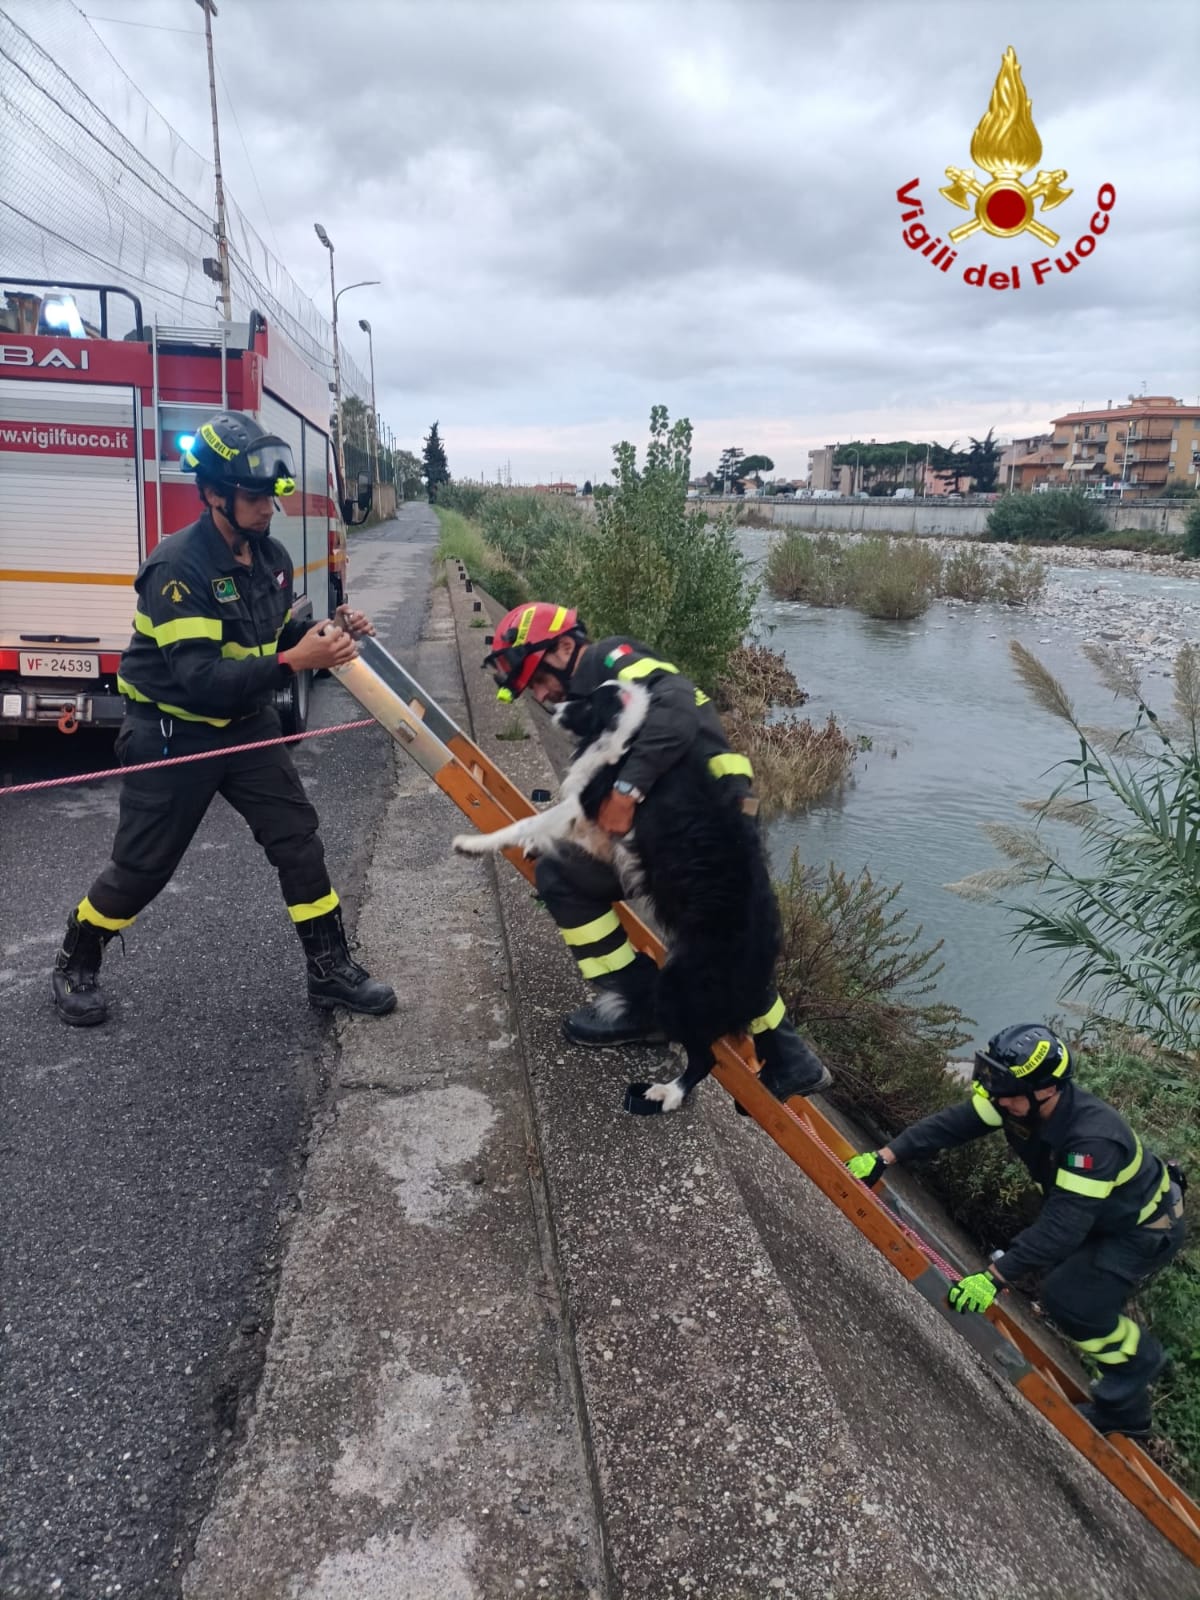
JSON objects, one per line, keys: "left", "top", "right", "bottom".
{"left": 742, "top": 537, "right": 1198, "bottom": 1051}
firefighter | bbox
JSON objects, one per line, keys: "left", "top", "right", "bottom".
{"left": 51, "top": 411, "right": 396, "bottom": 1026}
{"left": 846, "top": 1023, "right": 1186, "bottom": 1437}
{"left": 481, "top": 601, "right": 831, "bottom": 1104}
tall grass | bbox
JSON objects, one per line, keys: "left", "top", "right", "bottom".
{"left": 434, "top": 507, "right": 528, "bottom": 611}
{"left": 948, "top": 640, "right": 1200, "bottom": 1054}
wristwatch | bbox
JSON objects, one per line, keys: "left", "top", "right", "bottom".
{"left": 613, "top": 780, "right": 645, "bottom": 802}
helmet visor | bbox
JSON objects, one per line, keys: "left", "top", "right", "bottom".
{"left": 234, "top": 438, "right": 297, "bottom": 497}
{"left": 972, "top": 1050, "right": 1015, "bottom": 1097}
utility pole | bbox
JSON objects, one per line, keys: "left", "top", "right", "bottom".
{"left": 195, "top": 0, "right": 232, "bottom": 320}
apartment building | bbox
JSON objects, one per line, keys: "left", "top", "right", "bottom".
{"left": 1048, "top": 396, "right": 1200, "bottom": 496}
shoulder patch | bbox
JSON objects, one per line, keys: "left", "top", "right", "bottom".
{"left": 274, "top": 568, "right": 288, "bottom": 589}
{"left": 604, "top": 643, "right": 634, "bottom": 668}
{"left": 161, "top": 578, "right": 191, "bottom": 605}
{"left": 212, "top": 576, "right": 240, "bottom": 603}
{"left": 1065, "top": 1152, "right": 1095, "bottom": 1170}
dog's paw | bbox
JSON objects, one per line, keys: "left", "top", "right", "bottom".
{"left": 452, "top": 834, "right": 482, "bottom": 856}
{"left": 623, "top": 1078, "right": 686, "bottom": 1115}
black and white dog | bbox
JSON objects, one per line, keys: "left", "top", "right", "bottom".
{"left": 453, "top": 681, "right": 781, "bottom": 1114}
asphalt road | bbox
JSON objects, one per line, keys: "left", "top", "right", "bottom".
{"left": 0, "top": 506, "right": 438, "bottom": 1599}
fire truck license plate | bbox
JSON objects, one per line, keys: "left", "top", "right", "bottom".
{"left": 20, "top": 653, "right": 99, "bottom": 678}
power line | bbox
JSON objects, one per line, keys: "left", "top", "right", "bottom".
{"left": 82, "top": 13, "right": 203, "bottom": 34}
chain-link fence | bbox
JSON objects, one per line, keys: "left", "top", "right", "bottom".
{"left": 0, "top": 0, "right": 372, "bottom": 409}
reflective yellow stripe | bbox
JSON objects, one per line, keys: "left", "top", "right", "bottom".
{"left": 77, "top": 895, "right": 135, "bottom": 931}
{"left": 1136, "top": 1162, "right": 1171, "bottom": 1224}
{"left": 560, "top": 911, "right": 621, "bottom": 948}
{"left": 1078, "top": 1315, "right": 1141, "bottom": 1364}
{"left": 694, "top": 688, "right": 710, "bottom": 706}
{"left": 1116, "top": 1137, "right": 1144, "bottom": 1188}
{"left": 221, "top": 639, "right": 279, "bottom": 659}
{"left": 116, "top": 676, "right": 230, "bottom": 727}
{"left": 971, "top": 1083, "right": 1004, "bottom": 1127}
{"left": 1056, "top": 1169, "right": 1115, "bottom": 1199}
{"left": 749, "top": 995, "right": 786, "bottom": 1034}
{"left": 616, "top": 657, "right": 678, "bottom": 681}
{"left": 135, "top": 610, "right": 222, "bottom": 647}
{"left": 709, "top": 753, "right": 753, "bottom": 780}
{"left": 287, "top": 891, "right": 340, "bottom": 924}
{"left": 549, "top": 606, "right": 568, "bottom": 632}
{"left": 578, "top": 942, "right": 637, "bottom": 980}
{"left": 514, "top": 605, "right": 538, "bottom": 645}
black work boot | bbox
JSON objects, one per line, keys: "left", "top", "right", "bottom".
{"left": 299, "top": 907, "right": 397, "bottom": 1016}
{"left": 564, "top": 953, "right": 665, "bottom": 1048}
{"left": 51, "top": 910, "right": 114, "bottom": 1027}
{"left": 756, "top": 1018, "right": 833, "bottom": 1100}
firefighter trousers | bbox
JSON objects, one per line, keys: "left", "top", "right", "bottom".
{"left": 533, "top": 843, "right": 787, "bottom": 1038}
{"left": 76, "top": 707, "right": 337, "bottom": 931}
{"left": 1039, "top": 1201, "right": 1186, "bottom": 1383}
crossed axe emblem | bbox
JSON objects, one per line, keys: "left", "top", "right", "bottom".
{"left": 940, "top": 167, "right": 1073, "bottom": 246}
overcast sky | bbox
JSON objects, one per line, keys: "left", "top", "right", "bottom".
{"left": 17, "top": 0, "right": 1200, "bottom": 482}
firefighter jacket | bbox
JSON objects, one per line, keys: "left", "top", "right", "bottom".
{"left": 889, "top": 1080, "right": 1173, "bottom": 1281}
{"left": 117, "top": 512, "right": 309, "bottom": 726}
{"left": 570, "top": 637, "right": 753, "bottom": 800}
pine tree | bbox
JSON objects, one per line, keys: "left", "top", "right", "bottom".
{"left": 422, "top": 421, "right": 450, "bottom": 503}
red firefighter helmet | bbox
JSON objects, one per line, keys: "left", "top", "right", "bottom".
{"left": 484, "top": 602, "right": 584, "bottom": 700}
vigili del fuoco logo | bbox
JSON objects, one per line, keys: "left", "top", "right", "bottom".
{"left": 896, "top": 46, "right": 1115, "bottom": 291}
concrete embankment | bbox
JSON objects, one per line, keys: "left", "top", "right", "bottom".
{"left": 183, "top": 537, "right": 1199, "bottom": 1600}
{"left": 706, "top": 494, "right": 1188, "bottom": 539}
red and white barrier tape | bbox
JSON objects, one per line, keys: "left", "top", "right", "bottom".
{"left": 0, "top": 717, "right": 377, "bottom": 798}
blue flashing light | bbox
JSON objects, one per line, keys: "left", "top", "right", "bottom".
{"left": 176, "top": 433, "right": 196, "bottom": 452}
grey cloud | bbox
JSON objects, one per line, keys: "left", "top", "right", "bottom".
{"left": 39, "top": 0, "right": 1200, "bottom": 476}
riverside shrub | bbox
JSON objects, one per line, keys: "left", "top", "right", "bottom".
{"left": 576, "top": 406, "right": 755, "bottom": 690}
{"left": 986, "top": 489, "right": 1107, "bottom": 543}
{"left": 845, "top": 537, "right": 941, "bottom": 620}
{"left": 1184, "top": 502, "right": 1200, "bottom": 559}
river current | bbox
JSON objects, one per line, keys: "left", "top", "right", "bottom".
{"left": 744, "top": 537, "right": 1199, "bottom": 1051}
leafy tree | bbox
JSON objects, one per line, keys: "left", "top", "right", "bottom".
{"left": 585, "top": 407, "right": 755, "bottom": 688}
{"left": 927, "top": 440, "right": 971, "bottom": 492}
{"left": 717, "top": 446, "right": 744, "bottom": 491}
{"left": 422, "top": 421, "right": 450, "bottom": 503}
{"left": 393, "top": 449, "right": 423, "bottom": 500}
{"left": 833, "top": 441, "right": 925, "bottom": 494}
{"left": 965, "top": 427, "right": 1002, "bottom": 493}
{"left": 1184, "top": 502, "right": 1200, "bottom": 558}
{"left": 582, "top": 479, "right": 593, "bottom": 496}
{"left": 739, "top": 454, "right": 775, "bottom": 478}
{"left": 1162, "top": 479, "right": 1199, "bottom": 500}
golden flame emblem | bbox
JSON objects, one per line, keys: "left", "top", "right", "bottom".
{"left": 940, "top": 47, "right": 1072, "bottom": 246}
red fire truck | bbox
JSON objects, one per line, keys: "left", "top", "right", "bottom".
{"left": 0, "top": 277, "right": 370, "bottom": 738}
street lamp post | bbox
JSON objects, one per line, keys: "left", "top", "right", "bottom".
{"left": 850, "top": 448, "right": 860, "bottom": 496}
{"left": 312, "top": 222, "right": 378, "bottom": 491}
{"left": 358, "top": 317, "right": 380, "bottom": 489}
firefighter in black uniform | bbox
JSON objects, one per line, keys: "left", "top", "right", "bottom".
{"left": 51, "top": 411, "right": 396, "bottom": 1026}
{"left": 481, "top": 601, "right": 831, "bottom": 1104}
{"left": 846, "top": 1023, "right": 1187, "bottom": 1437}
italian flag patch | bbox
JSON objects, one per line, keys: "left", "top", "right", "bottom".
{"left": 1066, "top": 1152, "right": 1095, "bottom": 1170}
{"left": 604, "top": 644, "right": 633, "bottom": 668}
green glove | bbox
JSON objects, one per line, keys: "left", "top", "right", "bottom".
{"left": 947, "top": 1271, "right": 997, "bottom": 1314}
{"left": 846, "top": 1151, "right": 887, "bottom": 1187}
